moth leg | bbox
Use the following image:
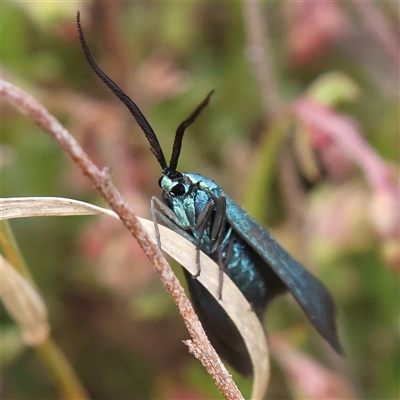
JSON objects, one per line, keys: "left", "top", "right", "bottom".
{"left": 152, "top": 197, "right": 214, "bottom": 282}
{"left": 194, "top": 199, "right": 216, "bottom": 277}
{"left": 210, "top": 194, "right": 227, "bottom": 253}
{"left": 151, "top": 196, "right": 193, "bottom": 248}
{"left": 217, "top": 228, "right": 235, "bottom": 300}
{"left": 196, "top": 194, "right": 227, "bottom": 252}
{"left": 209, "top": 195, "right": 229, "bottom": 299}
{"left": 196, "top": 194, "right": 228, "bottom": 298}
{"left": 150, "top": 196, "right": 163, "bottom": 249}
{"left": 216, "top": 246, "right": 225, "bottom": 300}
{"left": 224, "top": 228, "right": 235, "bottom": 265}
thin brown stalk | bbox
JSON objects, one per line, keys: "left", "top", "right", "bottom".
{"left": 353, "top": 0, "right": 400, "bottom": 69}
{"left": 1, "top": 79, "right": 244, "bottom": 400}
{"left": 242, "top": 1, "right": 284, "bottom": 120}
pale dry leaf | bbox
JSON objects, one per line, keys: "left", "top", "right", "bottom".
{"left": 0, "top": 255, "right": 50, "bottom": 346}
{"left": 0, "top": 196, "right": 269, "bottom": 400}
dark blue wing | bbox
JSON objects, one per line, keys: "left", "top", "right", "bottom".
{"left": 225, "top": 197, "right": 342, "bottom": 354}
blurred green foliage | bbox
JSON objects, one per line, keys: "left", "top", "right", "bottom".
{"left": 1, "top": 2, "right": 399, "bottom": 399}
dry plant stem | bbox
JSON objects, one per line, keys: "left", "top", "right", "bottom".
{"left": 0, "top": 220, "right": 32, "bottom": 279}
{"left": 1, "top": 79, "right": 243, "bottom": 400}
{"left": 37, "top": 339, "right": 91, "bottom": 400}
{"left": 1, "top": 221, "right": 90, "bottom": 400}
{"left": 242, "top": 0, "right": 284, "bottom": 119}
{"left": 353, "top": 0, "right": 400, "bottom": 68}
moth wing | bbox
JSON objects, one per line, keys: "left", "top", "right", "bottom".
{"left": 225, "top": 197, "right": 342, "bottom": 354}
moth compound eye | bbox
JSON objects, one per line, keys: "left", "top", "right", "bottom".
{"left": 170, "top": 183, "right": 185, "bottom": 196}
{"left": 158, "top": 176, "right": 164, "bottom": 188}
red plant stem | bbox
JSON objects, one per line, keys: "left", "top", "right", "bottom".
{"left": 294, "top": 97, "right": 394, "bottom": 193}
{"left": 1, "top": 79, "right": 244, "bottom": 400}
{"left": 294, "top": 97, "right": 399, "bottom": 240}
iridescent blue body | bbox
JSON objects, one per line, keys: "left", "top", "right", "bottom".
{"left": 160, "top": 173, "right": 286, "bottom": 313}
{"left": 159, "top": 172, "right": 341, "bottom": 376}
{"left": 77, "top": 15, "right": 341, "bottom": 377}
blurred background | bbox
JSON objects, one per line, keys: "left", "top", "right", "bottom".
{"left": 1, "top": 2, "right": 399, "bottom": 399}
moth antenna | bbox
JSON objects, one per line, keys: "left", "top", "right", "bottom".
{"left": 169, "top": 90, "right": 215, "bottom": 174}
{"left": 76, "top": 11, "right": 168, "bottom": 172}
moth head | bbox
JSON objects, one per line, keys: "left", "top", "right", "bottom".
{"left": 158, "top": 173, "right": 195, "bottom": 199}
